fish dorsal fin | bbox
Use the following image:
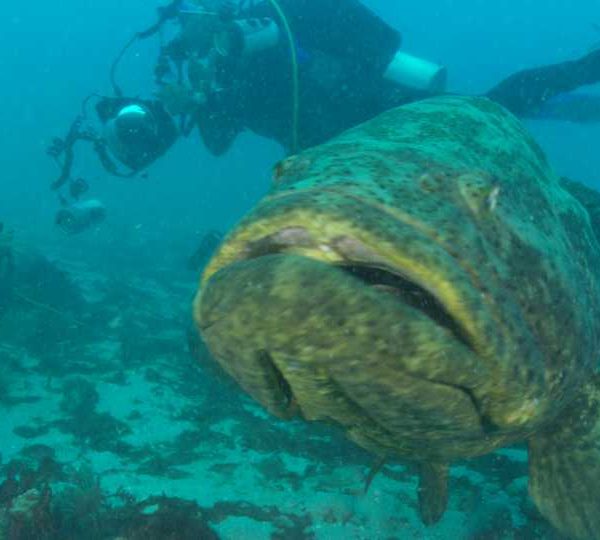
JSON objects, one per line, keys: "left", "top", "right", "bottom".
{"left": 417, "top": 462, "right": 449, "bottom": 525}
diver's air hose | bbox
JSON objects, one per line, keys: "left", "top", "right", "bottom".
{"left": 266, "top": 0, "right": 299, "bottom": 154}
{"left": 110, "top": 34, "right": 138, "bottom": 97}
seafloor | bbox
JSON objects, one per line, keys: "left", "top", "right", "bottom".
{"left": 0, "top": 243, "right": 565, "bottom": 540}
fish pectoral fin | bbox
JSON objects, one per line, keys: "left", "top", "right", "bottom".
{"left": 528, "top": 375, "right": 600, "bottom": 540}
{"left": 363, "top": 455, "right": 387, "bottom": 494}
{"left": 417, "top": 461, "right": 449, "bottom": 525}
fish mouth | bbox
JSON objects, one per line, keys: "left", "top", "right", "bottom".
{"left": 335, "top": 263, "right": 473, "bottom": 351}
{"left": 231, "top": 225, "right": 475, "bottom": 353}
{"left": 195, "top": 215, "right": 539, "bottom": 457}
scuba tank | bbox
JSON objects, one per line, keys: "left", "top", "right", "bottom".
{"left": 214, "top": 17, "right": 280, "bottom": 58}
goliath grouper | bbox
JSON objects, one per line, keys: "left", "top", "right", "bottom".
{"left": 194, "top": 96, "right": 600, "bottom": 539}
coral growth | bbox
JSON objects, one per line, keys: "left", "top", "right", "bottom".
{"left": 0, "top": 456, "right": 221, "bottom": 540}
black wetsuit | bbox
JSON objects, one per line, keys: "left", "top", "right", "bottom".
{"left": 189, "top": 1, "right": 600, "bottom": 154}
{"left": 196, "top": 0, "right": 409, "bottom": 154}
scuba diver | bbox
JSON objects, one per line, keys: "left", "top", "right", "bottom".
{"left": 147, "top": 0, "right": 449, "bottom": 155}
{"left": 48, "top": 0, "right": 600, "bottom": 232}
{"left": 151, "top": 0, "right": 600, "bottom": 155}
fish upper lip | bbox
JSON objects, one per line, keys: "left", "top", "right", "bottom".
{"left": 237, "top": 226, "right": 476, "bottom": 354}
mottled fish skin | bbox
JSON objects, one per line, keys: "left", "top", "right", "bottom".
{"left": 195, "top": 96, "right": 600, "bottom": 461}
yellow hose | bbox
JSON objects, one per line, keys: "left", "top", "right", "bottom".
{"left": 266, "top": 0, "right": 299, "bottom": 154}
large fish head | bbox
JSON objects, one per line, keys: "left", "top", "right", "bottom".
{"left": 194, "top": 96, "right": 600, "bottom": 459}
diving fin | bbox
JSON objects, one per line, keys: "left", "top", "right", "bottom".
{"left": 529, "top": 375, "right": 600, "bottom": 540}
{"left": 417, "top": 462, "right": 449, "bottom": 525}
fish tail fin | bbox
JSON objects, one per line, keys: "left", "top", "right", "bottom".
{"left": 528, "top": 375, "right": 600, "bottom": 540}
{"left": 417, "top": 462, "right": 449, "bottom": 525}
